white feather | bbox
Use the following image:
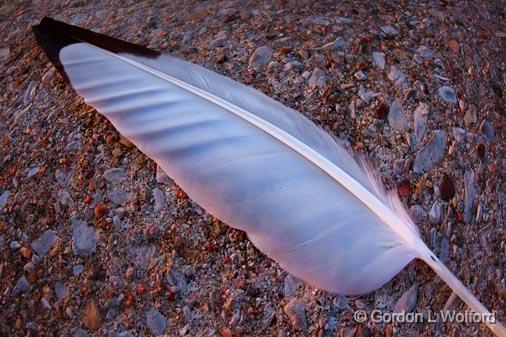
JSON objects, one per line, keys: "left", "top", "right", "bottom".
{"left": 33, "top": 18, "right": 505, "bottom": 336}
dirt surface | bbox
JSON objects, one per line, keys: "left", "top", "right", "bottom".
{"left": 0, "top": 1, "right": 505, "bottom": 336}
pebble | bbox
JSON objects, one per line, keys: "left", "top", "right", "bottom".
{"left": 54, "top": 281, "right": 66, "bottom": 299}
{"left": 27, "top": 167, "right": 40, "bottom": 179}
{"left": 42, "top": 68, "right": 55, "bottom": 82}
{"left": 354, "top": 70, "right": 366, "bottom": 80}
{"left": 117, "top": 332, "right": 133, "bottom": 337}
{"left": 451, "top": 127, "right": 466, "bottom": 143}
{"left": 308, "top": 67, "right": 327, "bottom": 88}
{"left": 0, "top": 235, "right": 4, "bottom": 249}
{"left": 55, "top": 169, "right": 71, "bottom": 185}
{"left": 414, "top": 102, "right": 429, "bottom": 144}
{"left": 464, "top": 104, "right": 477, "bottom": 126}
{"left": 413, "top": 130, "right": 447, "bottom": 173}
{"left": 249, "top": 46, "right": 274, "bottom": 67}
{"left": 284, "top": 299, "right": 307, "bottom": 332}
{"left": 410, "top": 205, "right": 426, "bottom": 223}
{"left": 437, "top": 86, "right": 457, "bottom": 104}
{"left": 388, "top": 66, "right": 408, "bottom": 88}
{"left": 152, "top": 188, "right": 165, "bottom": 213}
{"left": 416, "top": 46, "right": 435, "bottom": 59}
{"left": 13, "top": 276, "right": 32, "bottom": 295}
{"left": 429, "top": 201, "right": 442, "bottom": 223}
{"left": 41, "top": 298, "right": 52, "bottom": 310}
{"left": 71, "top": 219, "right": 97, "bottom": 256}
{"left": 358, "top": 85, "right": 378, "bottom": 104}
{"left": 262, "top": 304, "right": 276, "bottom": 328}
{"left": 103, "top": 168, "right": 126, "bottom": 184}
{"left": 210, "top": 30, "right": 228, "bottom": 48}
{"left": 31, "top": 229, "right": 57, "bottom": 257}
{"left": 388, "top": 101, "right": 408, "bottom": 130}
{"left": 333, "top": 296, "right": 349, "bottom": 311}
{"left": 83, "top": 300, "right": 101, "bottom": 330}
{"left": 73, "top": 265, "right": 85, "bottom": 275}
{"left": 156, "top": 165, "right": 172, "bottom": 185}
{"left": 58, "top": 189, "right": 74, "bottom": 207}
{"left": 430, "top": 228, "right": 438, "bottom": 247}
{"left": 372, "top": 51, "right": 385, "bottom": 69}
{"left": 463, "top": 170, "right": 476, "bottom": 223}
{"left": 73, "top": 328, "right": 90, "bottom": 337}
{"left": 283, "top": 274, "right": 297, "bottom": 298}
{"left": 23, "top": 261, "right": 35, "bottom": 273}
{"left": 145, "top": 308, "right": 167, "bottom": 335}
{"left": 479, "top": 120, "right": 494, "bottom": 142}
{"left": 394, "top": 284, "right": 418, "bottom": 313}
{"left": 381, "top": 25, "right": 399, "bottom": 36}
{"left": 0, "top": 190, "right": 10, "bottom": 209}
{"left": 438, "top": 236, "right": 450, "bottom": 262}
{"left": 10, "top": 240, "right": 21, "bottom": 250}
{"left": 0, "top": 47, "right": 9, "bottom": 60}
{"left": 107, "top": 188, "right": 129, "bottom": 205}
{"left": 319, "top": 37, "right": 346, "bottom": 51}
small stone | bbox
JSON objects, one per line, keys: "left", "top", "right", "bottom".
{"left": 83, "top": 300, "right": 101, "bottom": 330}
{"left": 381, "top": 25, "right": 399, "bottom": 36}
{"left": 31, "top": 229, "right": 57, "bottom": 257}
{"left": 452, "top": 127, "right": 466, "bottom": 143}
{"left": 73, "top": 328, "right": 90, "bottom": 337}
{"left": 156, "top": 166, "right": 172, "bottom": 185}
{"left": 117, "top": 332, "right": 133, "bottom": 337}
{"left": 358, "top": 85, "right": 378, "bottom": 104}
{"left": 215, "top": 51, "right": 227, "bottom": 64}
{"left": 308, "top": 67, "right": 327, "bottom": 88}
{"left": 94, "top": 204, "right": 108, "bottom": 218}
{"left": 388, "top": 101, "right": 408, "bottom": 130}
{"left": 429, "top": 201, "right": 442, "bottom": 223}
{"left": 319, "top": 37, "right": 346, "bottom": 51}
{"left": 54, "top": 282, "right": 66, "bottom": 299}
{"left": 372, "top": 52, "right": 385, "bottom": 69}
{"left": 103, "top": 168, "right": 126, "bottom": 184}
{"left": 152, "top": 188, "right": 165, "bottom": 213}
{"left": 444, "top": 292, "right": 461, "bottom": 311}
{"left": 388, "top": 66, "right": 408, "bottom": 88}
{"left": 0, "top": 47, "right": 9, "bottom": 60}
{"left": 42, "top": 68, "right": 55, "bottom": 82}
{"left": 210, "top": 30, "right": 228, "bottom": 48}
{"left": 283, "top": 274, "right": 297, "bottom": 298}
{"left": 249, "top": 46, "right": 274, "bottom": 67}
{"left": 13, "top": 276, "right": 32, "bottom": 295}
{"left": 10, "top": 240, "right": 21, "bottom": 250}
{"left": 430, "top": 228, "right": 438, "bottom": 247}
{"left": 464, "top": 104, "right": 477, "bottom": 126}
{"left": 479, "top": 120, "right": 494, "bottom": 142}
{"left": 394, "top": 284, "right": 417, "bottom": 313}
{"left": 24, "top": 262, "right": 35, "bottom": 273}
{"left": 413, "top": 131, "right": 447, "bottom": 173}
{"left": 354, "top": 70, "right": 366, "bottom": 80}
{"left": 437, "top": 86, "right": 457, "bottom": 104}
{"left": 463, "top": 170, "right": 476, "bottom": 224}
{"left": 440, "top": 174, "right": 455, "bottom": 202}
{"left": 333, "top": 296, "right": 349, "bottom": 311}
{"left": 416, "top": 46, "right": 435, "bottom": 59}
{"left": 448, "top": 40, "right": 459, "bottom": 53}
{"left": 284, "top": 299, "right": 307, "bottom": 332}
{"left": 146, "top": 308, "right": 167, "bottom": 335}
{"left": 41, "top": 298, "right": 52, "bottom": 310}
{"left": 107, "top": 188, "right": 129, "bottom": 205}
{"left": 20, "top": 246, "right": 31, "bottom": 258}
{"left": 410, "top": 205, "right": 426, "bottom": 223}
{"left": 73, "top": 265, "right": 85, "bottom": 275}
{"left": 0, "top": 190, "right": 10, "bottom": 209}
{"left": 71, "top": 219, "right": 97, "bottom": 256}
{"left": 438, "top": 236, "right": 450, "bottom": 262}
{"left": 27, "top": 167, "right": 40, "bottom": 179}
{"left": 414, "top": 102, "right": 429, "bottom": 144}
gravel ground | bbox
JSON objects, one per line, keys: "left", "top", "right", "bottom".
{"left": 0, "top": 1, "right": 505, "bottom": 336}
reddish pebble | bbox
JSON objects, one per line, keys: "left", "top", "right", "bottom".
{"left": 374, "top": 102, "right": 389, "bottom": 120}
{"left": 440, "top": 174, "right": 455, "bottom": 202}
{"left": 94, "top": 204, "right": 108, "bottom": 218}
{"left": 397, "top": 179, "right": 413, "bottom": 199}
{"left": 220, "top": 328, "right": 233, "bottom": 337}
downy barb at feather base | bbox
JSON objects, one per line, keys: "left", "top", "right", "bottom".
{"left": 32, "top": 17, "right": 505, "bottom": 336}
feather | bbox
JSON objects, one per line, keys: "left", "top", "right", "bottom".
{"left": 32, "top": 18, "right": 504, "bottom": 336}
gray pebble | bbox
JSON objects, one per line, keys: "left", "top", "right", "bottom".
{"left": 13, "top": 276, "right": 32, "bottom": 295}
{"left": 319, "top": 37, "right": 346, "bottom": 51}
{"left": 27, "top": 167, "right": 40, "bottom": 179}
{"left": 416, "top": 45, "right": 435, "bottom": 59}
{"left": 10, "top": 240, "right": 21, "bottom": 250}
{"left": 479, "top": 120, "right": 494, "bottom": 142}
{"left": 437, "top": 86, "right": 457, "bottom": 104}
{"left": 73, "top": 265, "right": 84, "bottom": 275}
{"left": 388, "top": 66, "right": 408, "bottom": 88}
{"left": 394, "top": 284, "right": 418, "bottom": 313}
{"left": 283, "top": 274, "right": 297, "bottom": 298}
{"left": 117, "top": 332, "right": 133, "bottom": 337}
{"left": 381, "top": 25, "right": 399, "bottom": 36}
{"left": 156, "top": 165, "right": 172, "bottom": 185}
{"left": 152, "top": 188, "right": 165, "bottom": 213}
{"left": 358, "top": 85, "right": 378, "bottom": 104}
{"left": 73, "top": 328, "right": 90, "bottom": 337}
{"left": 54, "top": 281, "right": 66, "bottom": 299}
{"left": 308, "top": 67, "right": 327, "bottom": 88}
{"left": 372, "top": 51, "right": 385, "bottom": 69}
{"left": 210, "top": 30, "right": 228, "bottom": 48}
{"left": 107, "top": 188, "right": 129, "bottom": 205}
{"left": 249, "top": 46, "right": 274, "bottom": 67}
{"left": 0, "top": 234, "right": 4, "bottom": 249}
{"left": 145, "top": 308, "right": 167, "bottom": 335}
{"left": 463, "top": 170, "right": 476, "bottom": 224}
{"left": 429, "top": 201, "right": 442, "bottom": 224}
{"left": 413, "top": 130, "right": 447, "bottom": 173}
{"left": 0, "top": 47, "right": 9, "bottom": 61}
{"left": 414, "top": 102, "right": 429, "bottom": 144}
{"left": 103, "top": 168, "right": 126, "bottom": 184}
{"left": 71, "top": 218, "right": 97, "bottom": 256}
{"left": 31, "top": 229, "right": 57, "bottom": 257}
{"left": 388, "top": 101, "right": 408, "bottom": 130}
{"left": 0, "top": 190, "right": 10, "bottom": 209}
